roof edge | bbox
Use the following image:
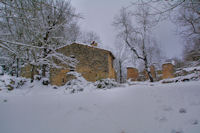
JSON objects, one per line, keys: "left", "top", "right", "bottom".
{"left": 57, "top": 43, "right": 115, "bottom": 59}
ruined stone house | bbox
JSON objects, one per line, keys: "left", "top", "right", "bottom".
{"left": 127, "top": 63, "right": 175, "bottom": 81}
{"left": 21, "top": 43, "right": 116, "bottom": 86}
{"left": 162, "top": 63, "right": 174, "bottom": 79}
{"left": 127, "top": 67, "right": 139, "bottom": 81}
{"left": 51, "top": 43, "right": 116, "bottom": 86}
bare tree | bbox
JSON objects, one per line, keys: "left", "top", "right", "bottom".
{"left": 0, "top": 0, "right": 80, "bottom": 80}
{"left": 113, "top": 40, "right": 131, "bottom": 83}
{"left": 156, "top": 0, "right": 200, "bottom": 62}
{"left": 172, "top": 1, "right": 200, "bottom": 63}
{"left": 146, "top": 38, "right": 164, "bottom": 68}
{"left": 136, "top": 0, "right": 200, "bottom": 57}
{"left": 79, "top": 31, "right": 101, "bottom": 45}
{"left": 168, "top": 1, "right": 200, "bottom": 43}
{"left": 113, "top": 2, "right": 161, "bottom": 82}
{"left": 65, "top": 22, "right": 81, "bottom": 43}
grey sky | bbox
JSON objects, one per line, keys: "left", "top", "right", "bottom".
{"left": 71, "top": 0, "right": 183, "bottom": 59}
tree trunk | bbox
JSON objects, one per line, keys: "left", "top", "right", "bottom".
{"left": 147, "top": 69, "right": 154, "bottom": 82}
{"left": 30, "top": 64, "right": 35, "bottom": 83}
{"left": 16, "top": 58, "right": 19, "bottom": 77}
{"left": 119, "top": 60, "right": 123, "bottom": 83}
{"left": 42, "top": 48, "right": 47, "bottom": 77}
{"left": 42, "top": 64, "right": 46, "bottom": 77}
{"left": 144, "top": 57, "right": 154, "bottom": 82}
{"left": 11, "top": 56, "right": 16, "bottom": 76}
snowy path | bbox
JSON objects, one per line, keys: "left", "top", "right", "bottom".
{"left": 0, "top": 81, "right": 200, "bottom": 133}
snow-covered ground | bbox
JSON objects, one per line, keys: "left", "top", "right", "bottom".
{"left": 182, "top": 66, "right": 200, "bottom": 72}
{"left": 0, "top": 80, "right": 200, "bottom": 133}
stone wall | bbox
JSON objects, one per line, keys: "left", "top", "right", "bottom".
{"left": 20, "top": 64, "right": 38, "bottom": 79}
{"left": 162, "top": 63, "right": 174, "bottom": 79}
{"left": 108, "top": 53, "right": 116, "bottom": 79}
{"left": 127, "top": 67, "right": 139, "bottom": 81}
{"left": 150, "top": 65, "right": 156, "bottom": 79}
{"left": 156, "top": 70, "right": 162, "bottom": 81}
{"left": 50, "top": 68, "right": 70, "bottom": 86}
{"left": 51, "top": 43, "right": 116, "bottom": 86}
{"left": 126, "top": 64, "right": 176, "bottom": 81}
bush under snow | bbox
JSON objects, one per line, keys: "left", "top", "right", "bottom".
{"left": 0, "top": 72, "right": 121, "bottom": 93}
{"left": 63, "top": 72, "right": 121, "bottom": 93}
{"left": 63, "top": 72, "right": 94, "bottom": 93}
{"left": 0, "top": 75, "right": 27, "bottom": 91}
{"left": 94, "top": 78, "right": 121, "bottom": 89}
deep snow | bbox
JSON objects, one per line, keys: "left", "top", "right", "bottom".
{"left": 0, "top": 81, "right": 200, "bottom": 133}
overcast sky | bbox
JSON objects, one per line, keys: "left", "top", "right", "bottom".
{"left": 71, "top": 0, "right": 184, "bottom": 59}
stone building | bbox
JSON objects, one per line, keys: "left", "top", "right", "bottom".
{"left": 21, "top": 43, "right": 116, "bottom": 86}
{"left": 50, "top": 43, "right": 116, "bottom": 86}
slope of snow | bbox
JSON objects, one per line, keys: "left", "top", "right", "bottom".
{"left": 0, "top": 66, "right": 3, "bottom": 75}
{"left": 0, "top": 81, "right": 200, "bottom": 133}
{"left": 161, "top": 72, "right": 200, "bottom": 84}
{"left": 183, "top": 66, "right": 200, "bottom": 72}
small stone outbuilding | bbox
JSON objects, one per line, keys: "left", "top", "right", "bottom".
{"left": 50, "top": 43, "right": 116, "bottom": 86}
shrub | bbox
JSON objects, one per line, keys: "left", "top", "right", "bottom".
{"left": 0, "top": 75, "right": 27, "bottom": 91}
{"left": 42, "top": 78, "right": 50, "bottom": 85}
{"left": 94, "top": 78, "right": 120, "bottom": 89}
{"left": 64, "top": 72, "right": 92, "bottom": 93}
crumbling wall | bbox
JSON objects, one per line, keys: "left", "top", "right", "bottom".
{"left": 50, "top": 68, "right": 70, "bottom": 86}
{"left": 55, "top": 43, "right": 114, "bottom": 84}
{"left": 127, "top": 67, "right": 139, "bottom": 81}
{"left": 162, "top": 63, "right": 174, "bottom": 79}
{"left": 20, "top": 64, "right": 38, "bottom": 79}
{"left": 150, "top": 65, "right": 156, "bottom": 79}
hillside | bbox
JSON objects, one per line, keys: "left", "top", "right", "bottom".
{"left": 0, "top": 80, "right": 200, "bottom": 133}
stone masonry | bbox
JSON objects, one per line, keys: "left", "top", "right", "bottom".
{"left": 127, "top": 67, "right": 139, "bottom": 81}
{"left": 150, "top": 65, "right": 156, "bottom": 79}
{"left": 50, "top": 43, "right": 116, "bottom": 86}
{"left": 20, "top": 64, "right": 38, "bottom": 79}
{"left": 162, "top": 63, "right": 174, "bottom": 79}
